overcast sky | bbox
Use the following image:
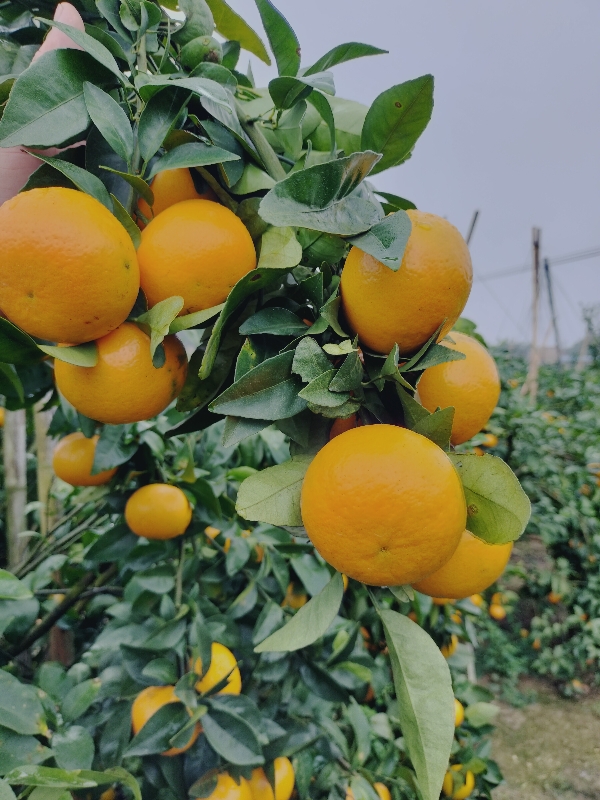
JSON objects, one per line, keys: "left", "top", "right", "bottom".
{"left": 232, "top": 0, "right": 600, "bottom": 346}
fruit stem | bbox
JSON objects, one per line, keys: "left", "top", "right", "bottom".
{"left": 235, "top": 101, "right": 286, "bottom": 182}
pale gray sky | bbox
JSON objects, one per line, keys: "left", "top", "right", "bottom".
{"left": 233, "top": 0, "right": 600, "bottom": 346}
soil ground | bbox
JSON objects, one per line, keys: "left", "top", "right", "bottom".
{"left": 492, "top": 678, "right": 600, "bottom": 799}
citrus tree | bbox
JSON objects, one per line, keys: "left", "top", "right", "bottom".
{"left": 0, "top": 1, "right": 531, "bottom": 798}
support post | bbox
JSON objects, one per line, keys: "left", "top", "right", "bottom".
{"left": 543, "top": 258, "right": 561, "bottom": 364}
{"left": 4, "top": 409, "right": 28, "bottom": 568}
{"left": 522, "top": 228, "right": 541, "bottom": 401}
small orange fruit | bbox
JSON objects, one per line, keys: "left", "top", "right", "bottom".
{"left": 137, "top": 168, "right": 216, "bottom": 226}
{"left": 548, "top": 591, "right": 562, "bottom": 604}
{"left": 374, "top": 784, "right": 391, "bottom": 800}
{"left": 532, "top": 638, "right": 541, "bottom": 650}
{"left": 52, "top": 432, "right": 117, "bottom": 486}
{"left": 137, "top": 199, "right": 256, "bottom": 315}
{"left": 417, "top": 331, "right": 501, "bottom": 445}
{"left": 202, "top": 774, "right": 252, "bottom": 800}
{"left": 329, "top": 414, "right": 358, "bottom": 439}
{"left": 490, "top": 592, "right": 503, "bottom": 605}
{"left": 131, "top": 685, "right": 199, "bottom": 756}
{"left": 441, "top": 634, "right": 458, "bottom": 658}
{"left": 520, "top": 628, "right": 529, "bottom": 638}
{"left": 281, "top": 583, "right": 308, "bottom": 609}
{"left": 192, "top": 641, "right": 242, "bottom": 696}
{"left": 0, "top": 408, "right": 4, "bottom": 427}
{"left": 443, "top": 765, "right": 475, "bottom": 799}
{"left": 407, "top": 611, "right": 418, "bottom": 622}
{"left": 301, "top": 425, "right": 466, "bottom": 586}
{"left": 342, "top": 573, "right": 349, "bottom": 591}
{"left": 0, "top": 187, "right": 139, "bottom": 343}
{"left": 432, "top": 597, "right": 455, "bottom": 606}
{"left": 481, "top": 432, "right": 498, "bottom": 448}
{"left": 54, "top": 322, "right": 187, "bottom": 425}
{"left": 489, "top": 604, "right": 507, "bottom": 621}
{"left": 470, "top": 594, "right": 484, "bottom": 607}
{"left": 125, "top": 484, "right": 192, "bottom": 540}
{"left": 454, "top": 698, "right": 465, "bottom": 727}
{"left": 413, "top": 531, "right": 513, "bottom": 599}
{"left": 205, "top": 526, "right": 221, "bottom": 538}
{"left": 340, "top": 210, "right": 472, "bottom": 355}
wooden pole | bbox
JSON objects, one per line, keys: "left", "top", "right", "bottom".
{"left": 522, "top": 228, "right": 541, "bottom": 400}
{"left": 543, "top": 258, "right": 561, "bottom": 363}
{"left": 4, "top": 409, "right": 28, "bottom": 568}
{"left": 34, "top": 403, "right": 59, "bottom": 537}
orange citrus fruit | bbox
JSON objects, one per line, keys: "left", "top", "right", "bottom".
{"left": 374, "top": 784, "right": 391, "bottom": 800}
{"left": 329, "top": 414, "right": 359, "bottom": 439}
{"left": 340, "top": 210, "right": 472, "bottom": 355}
{"left": 131, "top": 685, "right": 199, "bottom": 756}
{"left": 489, "top": 604, "right": 507, "bottom": 620}
{"left": 248, "top": 758, "right": 295, "bottom": 800}
{"left": 0, "top": 408, "right": 4, "bottom": 427}
{"left": 417, "top": 331, "right": 501, "bottom": 445}
{"left": 481, "top": 432, "right": 498, "bottom": 447}
{"left": 441, "top": 634, "right": 458, "bottom": 658}
{"left": 443, "top": 766, "right": 475, "bottom": 799}
{"left": 490, "top": 592, "right": 503, "bottom": 605}
{"left": 192, "top": 641, "right": 242, "bottom": 695}
{"left": 454, "top": 698, "right": 465, "bottom": 727}
{"left": 548, "top": 591, "right": 562, "bottom": 604}
{"left": 412, "top": 530, "right": 513, "bottom": 599}
{"left": 137, "top": 199, "right": 256, "bottom": 314}
{"left": 432, "top": 597, "right": 454, "bottom": 606}
{"left": 125, "top": 483, "right": 192, "bottom": 540}
{"left": 0, "top": 187, "right": 139, "bottom": 344}
{"left": 137, "top": 168, "right": 216, "bottom": 227}
{"left": 301, "top": 425, "right": 466, "bottom": 586}
{"left": 281, "top": 582, "right": 308, "bottom": 609}
{"left": 52, "top": 432, "right": 117, "bottom": 486}
{"left": 204, "top": 774, "right": 252, "bottom": 800}
{"left": 54, "top": 322, "right": 187, "bottom": 425}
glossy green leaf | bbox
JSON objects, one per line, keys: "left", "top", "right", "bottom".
{"left": 199, "top": 268, "right": 289, "bottom": 381}
{"left": 257, "top": 226, "right": 303, "bottom": 270}
{"left": 169, "top": 303, "right": 224, "bottom": 333}
{"left": 138, "top": 87, "right": 191, "bottom": 165}
{"left": 231, "top": 164, "right": 275, "bottom": 195}
{"left": 361, "top": 75, "right": 434, "bottom": 174}
{"left": 210, "top": 351, "right": 307, "bottom": 420}
{"left": 0, "top": 671, "right": 46, "bottom": 735}
{"left": 298, "top": 369, "right": 350, "bottom": 407}
{"left": 147, "top": 141, "right": 240, "bottom": 180}
{"left": 99, "top": 166, "right": 153, "bottom": 206}
{"left": 3, "top": 765, "right": 95, "bottom": 789}
{"left": 0, "top": 51, "right": 113, "bottom": 148}
{"left": 292, "top": 337, "right": 332, "bottom": 383}
{"left": 135, "top": 296, "right": 184, "bottom": 359}
{"left": 0, "top": 570, "right": 33, "bottom": 601}
{"left": 380, "top": 609, "right": 454, "bottom": 800}
{"left": 412, "top": 407, "right": 454, "bottom": 450}
{"left": 0, "top": 320, "right": 43, "bottom": 366}
{"left": 448, "top": 453, "right": 531, "bottom": 544}
{"left": 83, "top": 83, "right": 134, "bottom": 165}
{"left": 259, "top": 152, "right": 382, "bottom": 235}
{"left": 0, "top": 780, "right": 16, "bottom": 800}
{"left": 110, "top": 194, "right": 141, "bottom": 248}
{"left": 307, "top": 92, "right": 336, "bottom": 152}
{"left": 268, "top": 72, "right": 334, "bottom": 110}
{"left": 124, "top": 702, "right": 191, "bottom": 756}
{"left": 0, "top": 364, "right": 24, "bottom": 404}
{"left": 28, "top": 155, "right": 112, "bottom": 210}
{"left": 304, "top": 42, "right": 387, "bottom": 76}
{"left": 236, "top": 455, "right": 313, "bottom": 525}
{"left": 92, "top": 425, "right": 138, "bottom": 473}
{"left": 0, "top": 728, "right": 52, "bottom": 777}
{"left": 308, "top": 95, "right": 367, "bottom": 154}
{"left": 329, "top": 351, "right": 363, "bottom": 392}
{"left": 176, "top": 330, "right": 241, "bottom": 414}
{"left": 173, "top": 0, "right": 215, "bottom": 46}
{"left": 222, "top": 417, "right": 270, "bottom": 447}
{"left": 52, "top": 727, "right": 94, "bottom": 771}
{"left": 254, "top": 0, "right": 300, "bottom": 77}
{"left": 255, "top": 572, "right": 343, "bottom": 652}
{"left": 205, "top": 0, "right": 270, "bottom": 64}
{"left": 373, "top": 190, "right": 417, "bottom": 211}
{"left": 239, "top": 308, "right": 307, "bottom": 337}
{"left": 348, "top": 210, "right": 412, "bottom": 271}
{"left": 61, "top": 679, "right": 101, "bottom": 723}
{"left": 38, "top": 343, "right": 98, "bottom": 368}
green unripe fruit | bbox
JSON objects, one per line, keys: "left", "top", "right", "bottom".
{"left": 181, "top": 36, "right": 223, "bottom": 69}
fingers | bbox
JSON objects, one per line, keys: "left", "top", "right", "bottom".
{"left": 33, "top": 2, "right": 85, "bottom": 62}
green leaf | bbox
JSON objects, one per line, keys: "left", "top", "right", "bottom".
{"left": 348, "top": 210, "right": 412, "bottom": 271}
{"left": 0, "top": 672, "right": 46, "bottom": 736}
{"left": 0, "top": 51, "right": 114, "bottom": 148}
{"left": 268, "top": 73, "right": 334, "bottom": 110}
{"left": 254, "top": 0, "right": 300, "bottom": 77}
{"left": 210, "top": 351, "right": 307, "bottom": 420}
{"left": 329, "top": 351, "right": 363, "bottom": 392}
{"left": 236, "top": 455, "right": 313, "bottom": 525}
{"left": 361, "top": 75, "right": 434, "bottom": 175}
{"left": 92, "top": 425, "right": 138, "bottom": 473}
{"left": 38, "top": 343, "right": 98, "bottom": 368}
{"left": 231, "top": 163, "right": 275, "bottom": 195}
{"left": 176, "top": 331, "right": 241, "bottom": 414}
{"left": 380, "top": 609, "right": 454, "bottom": 800}
{"left": 2, "top": 765, "right": 97, "bottom": 789}
{"left": 373, "top": 190, "right": 417, "bottom": 211}
{"left": 136, "top": 566, "right": 176, "bottom": 594}
{"left": 319, "top": 293, "right": 348, "bottom": 337}
{"left": 259, "top": 152, "right": 382, "bottom": 235}
{"left": 38, "top": 17, "right": 129, "bottom": 85}
{"left": 464, "top": 702, "right": 499, "bottom": 729}
{"left": 412, "top": 407, "right": 454, "bottom": 450}
{"left": 308, "top": 96, "right": 368, "bottom": 154}
{"left": 0, "top": 780, "right": 16, "bottom": 800}
{"left": 111, "top": 194, "right": 141, "bottom": 248}
{"left": 124, "top": 702, "right": 191, "bottom": 757}
{"left": 347, "top": 697, "right": 371, "bottom": 764}
{"left": 304, "top": 42, "right": 387, "bottom": 76}
{"left": 0, "top": 729, "right": 52, "bottom": 775}
{"left": 169, "top": 304, "right": 224, "bottom": 334}
{"left": 199, "top": 268, "right": 290, "bottom": 381}
{"left": 307, "top": 92, "right": 335, "bottom": 153}
{"left": 448, "top": 453, "right": 531, "bottom": 544}
{"left": 52, "top": 727, "right": 94, "bottom": 771}
{"left": 255, "top": 572, "right": 343, "bottom": 652}
{"left": 205, "top": 0, "right": 270, "bottom": 63}
{"left": 257, "top": 226, "right": 303, "bottom": 270}
{"left": 141, "top": 658, "right": 178, "bottom": 685}
{"left": 173, "top": 0, "right": 215, "bottom": 46}
{"left": 298, "top": 369, "right": 350, "bottom": 407}
{"left": 239, "top": 308, "right": 307, "bottom": 337}
{"left": 61, "top": 679, "right": 100, "bottom": 723}
{"left": 222, "top": 417, "right": 269, "bottom": 447}
{"left": 134, "top": 296, "right": 184, "bottom": 359}
{"left": 99, "top": 166, "right": 152, "bottom": 206}
{"left": 292, "top": 337, "right": 332, "bottom": 383}
{"left": 0, "top": 320, "right": 42, "bottom": 366}
{"left": 147, "top": 141, "right": 240, "bottom": 179}
{"left": 28, "top": 155, "right": 112, "bottom": 210}
{"left": 202, "top": 706, "right": 264, "bottom": 765}
{"left": 0, "top": 364, "right": 24, "bottom": 403}
{"left": 0, "top": 570, "right": 33, "bottom": 600}
{"left": 83, "top": 83, "right": 134, "bottom": 166}
{"left": 138, "top": 86, "right": 190, "bottom": 165}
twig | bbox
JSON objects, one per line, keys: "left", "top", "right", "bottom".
{"left": 235, "top": 100, "right": 286, "bottom": 182}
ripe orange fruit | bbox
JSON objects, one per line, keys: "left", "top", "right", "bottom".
{"left": 412, "top": 531, "right": 513, "bottom": 599}
{"left": 417, "top": 331, "right": 501, "bottom": 445}
{"left": 489, "top": 603, "right": 507, "bottom": 621}
{"left": 532, "top": 638, "right": 541, "bottom": 650}
{"left": 281, "top": 583, "right": 308, "bottom": 609}
{"left": 137, "top": 199, "right": 256, "bottom": 315}
{"left": 54, "top": 322, "right": 187, "bottom": 424}
{"left": 441, "top": 634, "right": 458, "bottom": 658}
{"left": 470, "top": 593, "right": 484, "bottom": 607}
{"left": 329, "top": 414, "right": 359, "bottom": 439}
{"left": 0, "top": 408, "right": 4, "bottom": 427}
{"left": 454, "top": 698, "right": 464, "bottom": 727}
{"left": 205, "top": 775, "right": 252, "bottom": 800}
{"left": 137, "top": 168, "right": 216, "bottom": 227}
{"left": 248, "top": 758, "right": 295, "bottom": 800}
{"left": 125, "top": 484, "right": 192, "bottom": 540}
{"left": 481, "top": 432, "right": 498, "bottom": 448}
{"left": 548, "top": 591, "right": 562, "bottom": 604}
{"left": 443, "top": 766, "right": 475, "bottom": 799}
{"left": 192, "top": 641, "right": 242, "bottom": 696}
{"left": 0, "top": 188, "right": 139, "bottom": 344}
{"left": 52, "top": 432, "right": 117, "bottom": 486}
{"left": 373, "top": 783, "right": 391, "bottom": 800}
{"left": 301, "top": 425, "right": 466, "bottom": 586}
{"left": 340, "top": 210, "right": 472, "bottom": 355}
{"left": 432, "top": 597, "right": 454, "bottom": 606}
{"left": 131, "top": 685, "right": 199, "bottom": 756}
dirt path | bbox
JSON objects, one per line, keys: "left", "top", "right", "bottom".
{"left": 492, "top": 679, "right": 600, "bottom": 799}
